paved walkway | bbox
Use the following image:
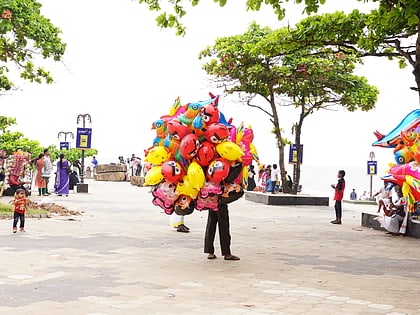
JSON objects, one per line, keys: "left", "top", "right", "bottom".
{"left": 0, "top": 180, "right": 419, "bottom": 315}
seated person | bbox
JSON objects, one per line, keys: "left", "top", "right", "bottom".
{"left": 379, "top": 185, "right": 406, "bottom": 235}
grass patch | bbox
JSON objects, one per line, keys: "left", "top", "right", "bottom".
{"left": 0, "top": 202, "right": 48, "bottom": 215}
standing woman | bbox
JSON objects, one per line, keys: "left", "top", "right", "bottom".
{"left": 35, "top": 153, "right": 46, "bottom": 196}
{"left": 54, "top": 153, "right": 70, "bottom": 196}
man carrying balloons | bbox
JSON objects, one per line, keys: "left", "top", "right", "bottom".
{"left": 144, "top": 93, "right": 259, "bottom": 261}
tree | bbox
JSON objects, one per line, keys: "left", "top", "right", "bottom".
{"left": 0, "top": 0, "right": 66, "bottom": 91}
{"left": 0, "top": 115, "right": 44, "bottom": 159}
{"left": 199, "top": 23, "right": 378, "bottom": 193}
{"left": 0, "top": 115, "right": 98, "bottom": 163}
{"left": 289, "top": 8, "right": 420, "bottom": 100}
{"left": 138, "top": 1, "right": 420, "bottom": 99}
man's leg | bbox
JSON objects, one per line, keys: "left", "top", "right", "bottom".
{"left": 217, "top": 203, "right": 232, "bottom": 257}
{"left": 204, "top": 210, "right": 218, "bottom": 254}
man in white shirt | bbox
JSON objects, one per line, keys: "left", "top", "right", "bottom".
{"left": 42, "top": 148, "right": 53, "bottom": 195}
{"left": 270, "top": 164, "right": 279, "bottom": 194}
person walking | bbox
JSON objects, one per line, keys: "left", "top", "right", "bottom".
{"left": 42, "top": 148, "right": 53, "bottom": 195}
{"left": 11, "top": 188, "right": 28, "bottom": 233}
{"left": 350, "top": 188, "right": 357, "bottom": 200}
{"left": 330, "top": 169, "right": 346, "bottom": 225}
{"left": 34, "top": 153, "right": 46, "bottom": 196}
{"left": 54, "top": 153, "right": 70, "bottom": 196}
{"left": 204, "top": 202, "right": 240, "bottom": 261}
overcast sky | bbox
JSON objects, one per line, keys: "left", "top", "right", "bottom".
{"left": 1, "top": 0, "right": 419, "bottom": 174}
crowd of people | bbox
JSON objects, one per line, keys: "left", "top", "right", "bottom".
{"left": 247, "top": 163, "right": 294, "bottom": 193}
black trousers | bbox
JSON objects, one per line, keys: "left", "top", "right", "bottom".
{"left": 334, "top": 200, "right": 342, "bottom": 219}
{"left": 204, "top": 203, "right": 231, "bottom": 256}
{"left": 13, "top": 212, "right": 25, "bottom": 228}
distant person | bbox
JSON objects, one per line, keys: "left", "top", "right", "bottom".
{"left": 69, "top": 171, "right": 80, "bottom": 191}
{"left": 378, "top": 185, "right": 406, "bottom": 235}
{"left": 330, "top": 169, "right": 346, "bottom": 225}
{"left": 91, "top": 156, "right": 98, "bottom": 174}
{"left": 42, "top": 148, "right": 53, "bottom": 195}
{"left": 247, "top": 165, "right": 256, "bottom": 191}
{"left": 359, "top": 191, "right": 367, "bottom": 200}
{"left": 10, "top": 188, "right": 28, "bottom": 233}
{"left": 72, "top": 159, "right": 82, "bottom": 176}
{"left": 350, "top": 189, "right": 357, "bottom": 200}
{"left": 54, "top": 153, "right": 70, "bottom": 197}
{"left": 373, "top": 182, "right": 392, "bottom": 213}
{"left": 286, "top": 171, "right": 293, "bottom": 190}
{"left": 34, "top": 153, "right": 46, "bottom": 196}
{"left": 269, "top": 164, "right": 279, "bottom": 194}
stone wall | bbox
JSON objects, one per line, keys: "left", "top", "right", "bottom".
{"left": 94, "top": 164, "right": 127, "bottom": 182}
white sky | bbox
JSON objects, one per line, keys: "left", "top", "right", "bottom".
{"left": 1, "top": 0, "right": 419, "bottom": 174}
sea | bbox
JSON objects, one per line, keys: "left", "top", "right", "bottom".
{"left": 299, "top": 164, "right": 385, "bottom": 199}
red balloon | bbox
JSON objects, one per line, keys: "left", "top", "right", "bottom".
{"left": 195, "top": 141, "right": 215, "bottom": 166}
{"left": 206, "top": 158, "right": 230, "bottom": 183}
{"left": 180, "top": 134, "right": 200, "bottom": 159}
{"left": 204, "top": 123, "right": 229, "bottom": 144}
{"left": 161, "top": 160, "right": 185, "bottom": 183}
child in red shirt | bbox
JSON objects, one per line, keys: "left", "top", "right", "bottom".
{"left": 11, "top": 188, "right": 28, "bottom": 233}
{"left": 330, "top": 170, "right": 346, "bottom": 225}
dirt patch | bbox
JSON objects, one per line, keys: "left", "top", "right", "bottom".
{"left": 28, "top": 200, "right": 82, "bottom": 217}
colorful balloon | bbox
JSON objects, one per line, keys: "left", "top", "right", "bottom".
{"left": 144, "top": 166, "right": 164, "bottom": 186}
{"left": 216, "top": 141, "right": 244, "bottom": 161}
{"left": 144, "top": 146, "right": 171, "bottom": 165}
{"left": 186, "top": 161, "right": 205, "bottom": 190}
{"left": 204, "top": 123, "right": 230, "bottom": 144}
{"left": 206, "top": 158, "right": 230, "bottom": 183}
{"left": 180, "top": 134, "right": 201, "bottom": 159}
{"left": 195, "top": 141, "right": 216, "bottom": 167}
{"left": 161, "top": 160, "right": 185, "bottom": 183}
{"left": 174, "top": 195, "right": 195, "bottom": 216}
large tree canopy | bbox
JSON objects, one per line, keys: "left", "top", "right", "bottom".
{"left": 200, "top": 23, "right": 378, "bottom": 193}
{"left": 0, "top": 0, "right": 66, "bottom": 91}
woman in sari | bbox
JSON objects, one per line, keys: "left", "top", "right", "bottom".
{"left": 54, "top": 153, "right": 70, "bottom": 196}
{"left": 35, "top": 153, "right": 47, "bottom": 196}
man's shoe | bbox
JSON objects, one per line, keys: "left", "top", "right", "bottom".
{"left": 224, "top": 255, "right": 240, "bottom": 261}
{"left": 330, "top": 220, "right": 342, "bottom": 225}
{"left": 176, "top": 225, "right": 190, "bottom": 233}
{"left": 207, "top": 253, "right": 217, "bottom": 260}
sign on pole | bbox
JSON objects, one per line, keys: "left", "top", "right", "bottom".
{"left": 288, "top": 144, "right": 303, "bottom": 164}
{"left": 60, "top": 142, "right": 70, "bottom": 150}
{"left": 367, "top": 160, "right": 377, "bottom": 175}
{"left": 76, "top": 127, "right": 92, "bottom": 149}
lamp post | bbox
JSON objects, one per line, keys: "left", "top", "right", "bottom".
{"left": 57, "top": 131, "right": 74, "bottom": 150}
{"left": 76, "top": 114, "right": 92, "bottom": 192}
{"left": 368, "top": 151, "right": 377, "bottom": 199}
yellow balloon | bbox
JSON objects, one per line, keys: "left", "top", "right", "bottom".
{"left": 176, "top": 175, "right": 199, "bottom": 199}
{"left": 216, "top": 141, "right": 244, "bottom": 161}
{"left": 145, "top": 146, "right": 171, "bottom": 165}
{"left": 187, "top": 161, "right": 205, "bottom": 190}
{"left": 144, "top": 166, "right": 164, "bottom": 186}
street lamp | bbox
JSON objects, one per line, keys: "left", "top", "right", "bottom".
{"left": 57, "top": 131, "right": 74, "bottom": 150}
{"left": 76, "top": 114, "right": 92, "bottom": 193}
{"left": 367, "top": 151, "right": 377, "bottom": 199}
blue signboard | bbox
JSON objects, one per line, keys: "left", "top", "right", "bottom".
{"left": 367, "top": 160, "right": 377, "bottom": 175}
{"left": 288, "top": 144, "right": 303, "bottom": 164}
{"left": 60, "top": 142, "right": 70, "bottom": 150}
{"left": 76, "top": 127, "right": 92, "bottom": 149}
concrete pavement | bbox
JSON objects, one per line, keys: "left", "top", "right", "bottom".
{"left": 0, "top": 180, "right": 419, "bottom": 315}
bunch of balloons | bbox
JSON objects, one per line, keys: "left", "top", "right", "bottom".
{"left": 372, "top": 109, "right": 420, "bottom": 213}
{"left": 144, "top": 93, "right": 259, "bottom": 216}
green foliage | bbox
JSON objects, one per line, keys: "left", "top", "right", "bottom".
{"left": 200, "top": 22, "right": 379, "bottom": 193}
{"left": 0, "top": 115, "right": 98, "bottom": 162}
{"left": 0, "top": 0, "right": 66, "bottom": 91}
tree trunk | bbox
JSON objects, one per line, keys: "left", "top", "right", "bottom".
{"left": 414, "top": 22, "right": 420, "bottom": 102}
{"left": 269, "top": 94, "right": 287, "bottom": 193}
